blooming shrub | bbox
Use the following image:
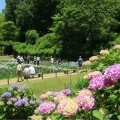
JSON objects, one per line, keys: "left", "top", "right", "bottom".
{"left": 0, "top": 84, "right": 41, "bottom": 119}
{"left": 100, "top": 50, "right": 109, "bottom": 55}
{"left": 88, "top": 71, "right": 102, "bottom": 80}
{"left": 83, "top": 60, "right": 92, "bottom": 66}
{"left": 89, "top": 56, "right": 99, "bottom": 62}
{"left": 114, "top": 44, "right": 120, "bottom": 50}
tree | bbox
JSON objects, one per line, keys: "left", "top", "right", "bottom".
{"left": 51, "top": 0, "right": 120, "bottom": 60}
{"left": 25, "top": 30, "right": 39, "bottom": 45}
{"left": 0, "top": 21, "right": 19, "bottom": 41}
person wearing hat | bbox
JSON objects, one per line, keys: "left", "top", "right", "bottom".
{"left": 16, "top": 62, "right": 23, "bottom": 82}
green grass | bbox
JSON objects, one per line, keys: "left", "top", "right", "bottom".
{"left": 0, "top": 74, "right": 81, "bottom": 99}
{"left": 0, "top": 55, "right": 12, "bottom": 60}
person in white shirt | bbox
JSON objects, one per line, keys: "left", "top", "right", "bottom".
{"left": 28, "top": 65, "right": 35, "bottom": 78}
{"left": 51, "top": 56, "right": 54, "bottom": 63}
{"left": 23, "top": 65, "right": 30, "bottom": 79}
{"left": 37, "top": 56, "right": 40, "bottom": 65}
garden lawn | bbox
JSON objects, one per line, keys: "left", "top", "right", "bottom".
{"left": 0, "top": 55, "right": 12, "bottom": 60}
{"left": 0, "top": 74, "right": 81, "bottom": 99}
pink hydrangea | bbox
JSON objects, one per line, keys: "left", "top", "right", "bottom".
{"left": 57, "top": 98, "right": 78, "bottom": 117}
{"left": 89, "top": 75, "right": 105, "bottom": 90}
{"left": 104, "top": 64, "right": 120, "bottom": 86}
{"left": 78, "top": 88, "right": 93, "bottom": 97}
{"left": 38, "top": 101, "right": 56, "bottom": 114}
{"left": 61, "top": 89, "right": 71, "bottom": 95}
{"left": 40, "top": 91, "right": 53, "bottom": 100}
{"left": 100, "top": 50, "right": 109, "bottom": 55}
{"left": 88, "top": 71, "right": 102, "bottom": 80}
{"left": 54, "top": 92, "right": 66, "bottom": 104}
{"left": 83, "top": 60, "right": 92, "bottom": 66}
{"left": 114, "top": 45, "right": 120, "bottom": 50}
{"left": 80, "top": 95, "right": 95, "bottom": 111}
{"left": 89, "top": 56, "right": 99, "bottom": 62}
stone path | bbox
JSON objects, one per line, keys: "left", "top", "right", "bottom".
{"left": 0, "top": 70, "right": 80, "bottom": 85}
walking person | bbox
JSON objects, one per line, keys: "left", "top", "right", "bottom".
{"left": 78, "top": 56, "right": 83, "bottom": 70}
{"left": 16, "top": 62, "right": 23, "bottom": 82}
{"left": 37, "top": 55, "right": 40, "bottom": 65}
{"left": 57, "top": 57, "right": 61, "bottom": 66}
{"left": 34, "top": 56, "right": 37, "bottom": 65}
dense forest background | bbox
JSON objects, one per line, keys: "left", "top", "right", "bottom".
{"left": 0, "top": 0, "right": 120, "bottom": 60}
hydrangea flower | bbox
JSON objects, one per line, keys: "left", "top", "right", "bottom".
{"left": 1, "top": 92, "right": 11, "bottom": 98}
{"left": 104, "top": 64, "right": 120, "bottom": 87}
{"left": 8, "top": 98, "right": 17, "bottom": 103}
{"left": 88, "top": 71, "right": 102, "bottom": 80}
{"left": 100, "top": 50, "right": 109, "bottom": 55}
{"left": 61, "top": 89, "right": 71, "bottom": 95}
{"left": 40, "top": 94, "right": 49, "bottom": 100}
{"left": 57, "top": 98, "right": 78, "bottom": 117}
{"left": 78, "top": 88, "right": 93, "bottom": 97}
{"left": 89, "top": 75, "right": 105, "bottom": 90}
{"left": 7, "top": 101, "right": 12, "bottom": 105}
{"left": 89, "top": 56, "right": 99, "bottom": 62}
{"left": 38, "top": 101, "right": 56, "bottom": 114}
{"left": 0, "top": 101, "right": 4, "bottom": 106}
{"left": 114, "top": 44, "right": 120, "bottom": 50}
{"left": 54, "top": 92, "right": 66, "bottom": 104}
{"left": 36, "top": 100, "right": 42, "bottom": 105}
{"left": 83, "top": 60, "right": 92, "bottom": 66}
{"left": 9, "top": 84, "right": 19, "bottom": 90}
{"left": 80, "top": 95, "right": 95, "bottom": 111}
{"left": 30, "top": 115, "right": 42, "bottom": 120}
{"left": 99, "top": 107, "right": 109, "bottom": 115}
{"left": 14, "top": 101, "right": 22, "bottom": 107}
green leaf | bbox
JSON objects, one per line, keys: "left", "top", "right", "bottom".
{"left": 117, "top": 115, "right": 120, "bottom": 120}
{"left": 93, "top": 110, "right": 104, "bottom": 120}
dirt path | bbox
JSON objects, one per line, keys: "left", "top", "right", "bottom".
{"left": 0, "top": 70, "right": 80, "bottom": 85}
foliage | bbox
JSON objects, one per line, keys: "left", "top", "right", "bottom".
{"left": 25, "top": 30, "right": 39, "bottom": 45}
{"left": 0, "top": 21, "right": 19, "bottom": 41}
{"left": 89, "top": 48, "right": 120, "bottom": 73}
{"left": 51, "top": 0, "right": 120, "bottom": 60}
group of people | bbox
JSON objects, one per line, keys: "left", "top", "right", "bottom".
{"left": 16, "top": 62, "right": 35, "bottom": 82}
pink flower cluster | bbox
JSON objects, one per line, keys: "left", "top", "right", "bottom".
{"left": 57, "top": 98, "right": 78, "bottom": 117}
{"left": 114, "top": 44, "right": 120, "bottom": 50}
{"left": 104, "top": 64, "right": 120, "bottom": 87}
{"left": 40, "top": 91, "right": 53, "bottom": 100}
{"left": 38, "top": 101, "right": 56, "bottom": 114}
{"left": 100, "top": 50, "right": 109, "bottom": 55}
{"left": 83, "top": 60, "right": 92, "bottom": 66}
{"left": 89, "top": 56, "right": 99, "bottom": 62}
{"left": 88, "top": 71, "right": 102, "bottom": 80}
{"left": 74, "top": 89, "right": 95, "bottom": 111}
{"left": 54, "top": 92, "right": 66, "bottom": 104}
{"left": 89, "top": 64, "right": 120, "bottom": 90}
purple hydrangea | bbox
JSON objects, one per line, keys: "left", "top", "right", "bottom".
{"left": 104, "top": 64, "right": 120, "bottom": 87}
{"left": 14, "top": 101, "right": 22, "bottom": 107}
{"left": 21, "top": 84, "right": 28, "bottom": 89}
{"left": 38, "top": 101, "right": 56, "bottom": 114}
{"left": 89, "top": 75, "right": 105, "bottom": 90}
{"left": 1, "top": 92, "right": 11, "bottom": 98}
{"left": 8, "top": 98, "right": 17, "bottom": 103}
{"left": 10, "top": 84, "right": 19, "bottom": 90}
{"left": 36, "top": 100, "right": 42, "bottom": 105}
{"left": 61, "top": 89, "right": 71, "bottom": 95}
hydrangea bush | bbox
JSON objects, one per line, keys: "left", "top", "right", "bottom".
{"left": 0, "top": 84, "right": 41, "bottom": 119}
{"left": 31, "top": 64, "right": 120, "bottom": 120}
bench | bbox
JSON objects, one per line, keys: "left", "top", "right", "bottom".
{"left": 38, "top": 72, "right": 43, "bottom": 79}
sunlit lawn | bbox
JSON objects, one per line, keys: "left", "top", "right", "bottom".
{"left": 0, "top": 74, "right": 82, "bottom": 99}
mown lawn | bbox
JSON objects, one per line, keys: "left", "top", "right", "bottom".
{"left": 0, "top": 55, "right": 12, "bottom": 60}
{"left": 0, "top": 74, "right": 83, "bottom": 99}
